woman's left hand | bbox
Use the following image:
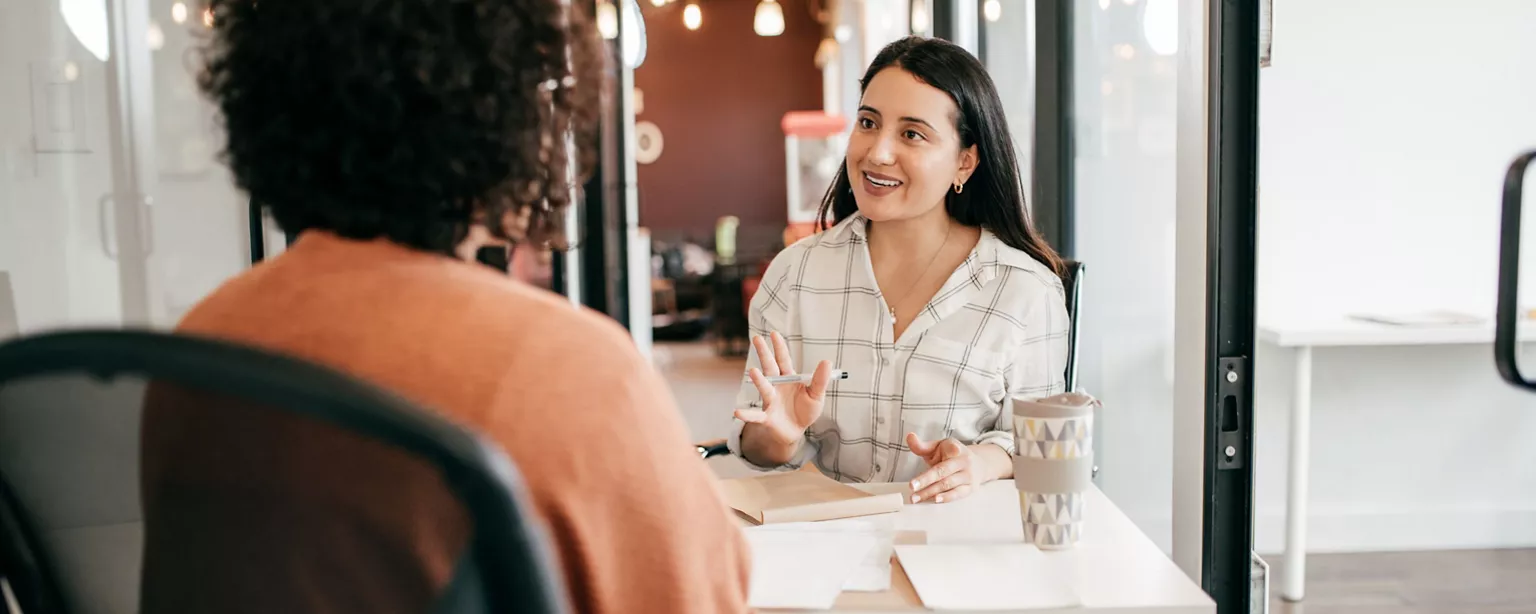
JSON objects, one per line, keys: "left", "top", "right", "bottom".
{"left": 905, "top": 433, "right": 1004, "bottom": 504}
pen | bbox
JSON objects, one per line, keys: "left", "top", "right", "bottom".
{"left": 744, "top": 370, "right": 850, "bottom": 385}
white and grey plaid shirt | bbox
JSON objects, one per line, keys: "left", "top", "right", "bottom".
{"left": 727, "top": 213, "right": 1069, "bottom": 484}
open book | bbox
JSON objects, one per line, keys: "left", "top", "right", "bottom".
{"left": 719, "top": 471, "right": 905, "bottom": 525}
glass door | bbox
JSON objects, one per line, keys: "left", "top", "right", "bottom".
{"left": 0, "top": 0, "right": 151, "bottom": 336}
{"left": 142, "top": 0, "right": 252, "bottom": 324}
{"left": 981, "top": 1, "right": 1259, "bottom": 612}
{"left": 0, "top": 0, "right": 253, "bottom": 341}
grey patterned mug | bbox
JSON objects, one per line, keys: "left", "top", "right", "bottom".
{"left": 1011, "top": 391, "right": 1099, "bottom": 549}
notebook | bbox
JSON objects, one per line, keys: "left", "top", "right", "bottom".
{"left": 718, "top": 471, "right": 905, "bottom": 525}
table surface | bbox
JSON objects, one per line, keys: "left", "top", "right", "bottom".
{"left": 1258, "top": 316, "right": 1536, "bottom": 347}
{"left": 745, "top": 480, "right": 1214, "bottom": 614}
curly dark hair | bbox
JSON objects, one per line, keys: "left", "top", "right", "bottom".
{"left": 198, "top": 0, "right": 605, "bottom": 254}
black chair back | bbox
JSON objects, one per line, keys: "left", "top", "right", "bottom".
{"left": 0, "top": 329, "right": 567, "bottom": 614}
{"left": 1062, "top": 260, "right": 1085, "bottom": 392}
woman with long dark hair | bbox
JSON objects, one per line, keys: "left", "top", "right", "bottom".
{"left": 729, "top": 36, "right": 1068, "bottom": 505}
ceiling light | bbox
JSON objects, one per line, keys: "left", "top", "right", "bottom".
{"left": 754, "top": 0, "right": 785, "bottom": 36}
{"left": 983, "top": 0, "right": 1001, "bottom": 22}
{"left": 683, "top": 3, "right": 701, "bottom": 30}
{"left": 597, "top": 0, "right": 618, "bottom": 39}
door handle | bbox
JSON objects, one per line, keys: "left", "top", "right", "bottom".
{"left": 96, "top": 193, "right": 155, "bottom": 260}
{"left": 1495, "top": 150, "right": 1536, "bottom": 392}
{"left": 139, "top": 194, "right": 154, "bottom": 257}
{"left": 97, "top": 194, "right": 117, "bottom": 260}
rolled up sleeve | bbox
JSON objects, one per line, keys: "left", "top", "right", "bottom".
{"left": 984, "top": 288, "right": 1071, "bottom": 455}
{"left": 725, "top": 258, "right": 813, "bottom": 471}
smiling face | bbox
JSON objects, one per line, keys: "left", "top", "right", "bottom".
{"left": 848, "top": 66, "right": 978, "bottom": 225}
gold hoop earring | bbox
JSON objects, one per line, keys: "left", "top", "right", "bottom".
{"left": 953, "top": 182, "right": 964, "bottom": 194}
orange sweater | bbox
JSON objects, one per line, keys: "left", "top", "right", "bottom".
{"left": 139, "top": 231, "right": 751, "bottom": 613}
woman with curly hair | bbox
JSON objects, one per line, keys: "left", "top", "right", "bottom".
{"left": 137, "top": 1, "right": 750, "bottom": 613}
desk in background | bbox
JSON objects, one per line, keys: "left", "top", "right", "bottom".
{"left": 742, "top": 480, "right": 1213, "bottom": 614}
{"left": 1259, "top": 317, "right": 1536, "bottom": 602}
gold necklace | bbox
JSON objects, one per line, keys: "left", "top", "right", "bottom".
{"left": 881, "top": 223, "right": 952, "bottom": 320}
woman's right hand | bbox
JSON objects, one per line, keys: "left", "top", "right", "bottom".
{"left": 734, "top": 332, "right": 834, "bottom": 452}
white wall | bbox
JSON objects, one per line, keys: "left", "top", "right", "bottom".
{"left": 1251, "top": 0, "right": 1536, "bottom": 553}
{"left": 1257, "top": 0, "right": 1536, "bottom": 320}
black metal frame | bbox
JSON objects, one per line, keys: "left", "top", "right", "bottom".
{"left": 931, "top": 0, "right": 955, "bottom": 39}
{"left": 1032, "top": 0, "right": 1074, "bottom": 257}
{"left": 1496, "top": 151, "right": 1536, "bottom": 392}
{"left": 247, "top": 199, "right": 266, "bottom": 265}
{"left": 0, "top": 330, "right": 570, "bottom": 614}
{"left": 553, "top": 0, "right": 634, "bottom": 328}
{"left": 1202, "top": 1, "right": 1260, "bottom": 612}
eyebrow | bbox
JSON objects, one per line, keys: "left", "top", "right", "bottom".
{"left": 859, "top": 105, "right": 938, "bottom": 132}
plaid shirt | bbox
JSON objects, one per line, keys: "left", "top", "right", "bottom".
{"left": 727, "top": 213, "right": 1069, "bottom": 484}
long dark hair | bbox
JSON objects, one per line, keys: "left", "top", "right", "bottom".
{"left": 816, "top": 36, "right": 1064, "bottom": 278}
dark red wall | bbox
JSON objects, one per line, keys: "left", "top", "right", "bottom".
{"left": 634, "top": 0, "right": 825, "bottom": 257}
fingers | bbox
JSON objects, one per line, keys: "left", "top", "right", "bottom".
{"left": 905, "top": 432, "right": 938, "bottom": 458}
{"left": 751, "top": 336, "right": 781, "bottom": 377}
{"left": 938, "top": 438, "right": 966, "bottom": 458}
{"left": 806, "top": 360, "right": 834, "bottom": 400}
{"left": 910, "top": 457, "right": 973, "bottom": 504}
{"left": 734, "top": 408, "right": 769, "bottom": 423}
{"left": 747, "top": 368, "right": 779, "bottom": 405}
{"left": 770, "top": 332, "right": 796, "bottom": 376}
{"left": 932, "top": 483, "right": 974, "bottom": 504}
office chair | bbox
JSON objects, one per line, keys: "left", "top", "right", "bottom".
{"left": 694, "top": 260, "right": 1087, "bottom": 461}
{"left": 0, "top": 329, "right": 567, "bottom": 614}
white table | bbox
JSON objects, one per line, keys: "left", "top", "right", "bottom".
{"left": 748, "top": 480, "right": 1214, "bottom": 613}
{"left": 1259, "top": 317, "right": 1536, "bottom": 602}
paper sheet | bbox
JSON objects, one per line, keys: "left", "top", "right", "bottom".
{"left": 744, "top": 527, "right": 878, "bottom": 609}
{"left": 748, "top": 519, "right": 894, "bottom": 592}
{"left": 894, "top": 544, "right": 1082, "bottom": 611}
{"left": 1348, "top": 310, "right": 1485, "bottom": 327}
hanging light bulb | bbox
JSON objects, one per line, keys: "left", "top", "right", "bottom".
{"left": 754, "top": 0, "right": 785, "bottom": 36}
{"left": 171, "top": 2, "right": 188, "bottom": 24}
{"left": 650, "top": 0, "right": 667, "bottom": 6}
{"left": 202, "top": 6, "right": 215, "bottom": 27}
{"left": 683, "top": 3, "right": 701, "bottom": 30}
{"left": 910, "top": 0, "right": 929, "bottom": 34}
{"left": 597, "top": 0, "right": 619, "bottom": 39}
{"left": 983, "top": 0, "right": 1001, "bottom": 22}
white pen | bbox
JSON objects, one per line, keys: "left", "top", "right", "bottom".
{"left": 745, "top": 370, "right": 850, "bottom": 385}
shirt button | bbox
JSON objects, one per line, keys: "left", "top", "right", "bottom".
{"left": 881, "top": 355, "right": 891, "bottom": 365}
{"left": 877, "top": 417, "right": 886, "bottom": 425}
{"left": 875, "top": 464, "right": 883, "bottom": 472}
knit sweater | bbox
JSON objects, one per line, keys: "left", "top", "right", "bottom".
{"left": 139, "top": 230, "right": 751, "bottom": 613}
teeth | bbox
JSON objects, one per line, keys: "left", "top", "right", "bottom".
{"left": 866, "top": 173, "right": 900, "bottom": 188}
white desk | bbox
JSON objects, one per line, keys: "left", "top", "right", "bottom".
{"left": 1258, "top": 318, "right": 1536, "bottom": 602}
{"left": 747, "top": 480, "right": 1214, "bottom": 614}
